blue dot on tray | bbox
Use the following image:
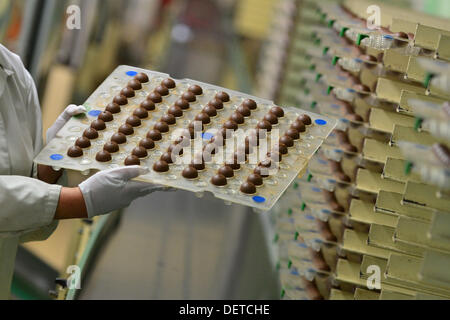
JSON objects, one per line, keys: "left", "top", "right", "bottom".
{"left": 298, "top": 243, "right": 308, "bottom": 248}
{"left": 315, "top": 119, "right": 327, "bottom": 126}
{"left": 252, "top": 196, "right": 266, "bottom": 203}
{"left": 312, "top": 187, "right": 321, "bottom": 193}
{"left": 50, "top": 154, "right": 64, "bottom": 161}
{"left": 126, "top": 71, "right": 138, "bottom": 76}
{"left": 88, "top": 110, "right": 102, "bottom": 117}
{"left": 202, "top": 132, "right": 214, "bottom": 140}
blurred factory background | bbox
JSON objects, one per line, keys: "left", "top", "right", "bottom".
{"left": 1, "top": 0, "right": 448, "bottom": 300}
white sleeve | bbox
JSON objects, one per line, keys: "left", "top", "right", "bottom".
{"left": 0, "top": 176, "right": 61, "bottom": 235}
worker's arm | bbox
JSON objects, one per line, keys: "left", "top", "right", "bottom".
{"left": 54, "top": 187, "right": 88, "bottom": 220}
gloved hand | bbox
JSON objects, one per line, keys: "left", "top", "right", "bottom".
{"left": 46, "top": 104, "right": 87, "bottom": 142}
{"left": 79, "top": 166, "right": 164, "bottom": 218}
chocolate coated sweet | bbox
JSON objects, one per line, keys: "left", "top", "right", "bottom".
{"left": 141, "top": 100, "right": 156, "bottom": 111}
{"left": 211, "top": 174, "right": 227, "bottom": 187}
{"left": 148, "top": 92, "right": 162, "bottom": 103}
{"left": 154, "top": 121, "right": 169, "bottom": 133}
{"left": 270, "top": 106, "right": 284, "bottom": 118}
{"left": 208, "top": 99, "right": 224, "bottom": 110}
{"left": 147, "top": 130, "right": 162, "bottom": 141}
{"left": 280, "top": 135, "right": 294, "bottom": 148}
{"left": 285, "top": 128, "right": 300, "bottom": 140}
{"left": 103, "top": 141, "right": 119, "bottom": 153}
{"left": 175, "top": 99, "right": 190, "bottom": 110}
{"left": 126, "top": 116, "right": 142, "bottom": 127}
{"left": 254, "top": 166, "right": 269, "bottom": 178}
{"left": 105, "top": 103, "right": 121, "bottom": 114}
{"left": 237, "top": 105, "right": 251, "bottom": 117}
{"left": 168, "top": 105, "right": 183, "bottom": 118}
{"left": 91, "top": 119, "right": 106, "bottom": 131}
{"left": 133, "top": 107, "right": 149, "bottom": 119}
{"left": 240, "top": 182, "right": 256, "bottom": 194}
{"left": 111, "top": 132, "right": 127, "bottom": 144}
{"left": 160, "top": 152, "right": 174, "bottom": 164}
{"left": 153, "top": 160, "right": 169, "bottom": 172}
{"left": 161, "top": 114, "right": 176, "bottom": 125}
{"left": 203, "top": 105, "right": 217, "bottom": 117}
{"left": 191, "top": 155, "right": 206, "bottom": 171}
{"left": 257, "top": 120, "right": 272, "bottom": 132}
{"left": 98, "top": 111, "right": 114, "bottom": 122}
{"left": 218, "top": 166, "right": 234, "bottom": 178}
{"left": 273, "top": 143, "right": 288, "bottom": 155}
{"left": 189, "top": 85, "right": 203, "bottom": 95}
{"left": 215, "top": 92, "right": 230, "bottom": 102}
{"left": 113, "top": 95, "right": 128, "bottom": 105}
{"left": 132, "top": 146, "right": 148, "bottom": 158}
{"left": 121, "top": 87, "right": 135, "bottom": 98}
{"left": 247, "top": 174, "right": 263, "bottom": 186}
{"left": 264, "top": 113, "right": 278, "bottom": 125}
{"left": 162, "top": 78, "right": 176, "bottom": 89}
{"left": 155, "top": 85, "right": 169, "bottom": 96}
{"left": 291, "top": 120, "right": 306, "bottom": 132}
{"left": 242, "top": 99, "right": 257, "bottom": 110}
{"left": 182, "top": 92, "right": 196, "bottom": 103}
{"left": 96, "top": 150, "right": 112, "bottom": 162}
{"left": 119, "top": 124, "right": 134, "bottom": 136}
{"left": 134, "top": 73, "right": 149, "bottom": 83}
{"left": 75, "top": 137, "right": 91, "bottom": 149}
{"left": 298, "top": 114, "right": 312, "bottom": 125}
{"left": 182, "top": 166, "right": 199, "bottom": 180}
{"left": 125, "top": 155, "right": 141, "bottom": 166}
{"left": 230, "top": 112, "right": 245, "bottom": 125}
{"left": 195, "top": 112, "right": 211, "bottom": 125}
{"left": 68, "top": 146, "right": 83, "bottom": 158}
{"left": 139, "top": 138, "right": 155, "bottom": 150}
{"left": 223, "top": 120, "right": 238, "bottom": 131}
{"left": 128, "top": 79, "right": 142, "bottom": 90}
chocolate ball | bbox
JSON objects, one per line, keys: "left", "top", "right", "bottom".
{"left": 182, "top": 166, "right": 199, "bottom": 180}
{"left": 254, "top": 166, "right": 269, "bottom": 178}
{"left": 96, "top": 150, "right": 112, "bottom": 162}
{"left": 126, "top": 116, "right": 142, "bottom": 127}
{"left": 111, "top": 132, "right": 127, "bottom": 144}
{"left": 155, "top": 85, "right": 169, "bottom": 96}
{"left": 175, "top": 99, "right": 190, "bottom": 110}
{"left": 161, "top": 114, "right": 176, "bottom": 125}
{"left": 182, "top": 92, "right": 196, "bottom": 103}
{"left": 223, "top": 120, "right": 238, "bottom": 131}
{"left": 195, "top": 112, "right": 211, "bottom": 125}
{"left": 237, "top": 105, "right": 251, "bottom": 117}
{"left": 121, "top": 87, "right": 135, "bottom": 98}
{"left": 270, "top": 106, "right": 284, "bottom": 118}
{"left": 257, "top": 120, "right": 272, "bottom": 132}
{"left": 141, "top": 100, "right": 156, "bottom": 111}
{"left": 105, "top": 103, "right": 121, "bottom": 114}
{"left": 273, "top": 143, "right": 288, "bottom": 155}
{"left": 154, "top": 121, "right": 169, "bottom": 133}
{"left": 147, "top": 130, "right": 162, "bottom": 141}
{"left": 139, "top": 138, "right": 155, "bottom": 150}
{"left": 162, "top": 78, "right": 176, "bottom": 89}
{"left": 230, "top": 112, "right": 245, "bottom": 125}
{"left": 226, "top": 155, "right": 241, "bottom": 171}
{"left": 125, "top": 155, "right": 141, "bottom": 166}
{"left": 242, "top": 99, "right": 257, "bottom": 110}
{"left": 91, "top": 119, "right": 106, "bottom": 131}
{"left": 280, "top": 136, "right": 294, "bottom": 148}
{"left": 215, "top": 92, "right": 230, "bottom": 102}
{"left": 218, "top": 166, "right": 234, "bottom": 178}
{"left": 168, "top": 105, "right": 183, "bottom": 118}
{"left": 113, "top": 95, "right": 128, "bottom": 105}
{"left": 134, "top": 73, "right": 149, "bottom": 83}
{"left": 189, "top": 84, "right": 203, "bottom": 95}
{"left": 132, "top": 146, "right": 148, "bottom": 158}
{"left": 128, "top": 79, "right": 142, "bottom": 90}
{"left": 203, "top": 105, "right": 217, "bottom": 117}
{"left": 98, "top": 111, "right": 114, "bottom": 122}
{"left": 260, "top": 159, "right": 272, "bottom": 168}
{"left": 264, "top": 113, "right": 278, "bottom": 125}
{"left": 119, "top": 124, "right": 134, "bottom": 136}
{"left": 286, "top": 128, "right": 300, "bottom": 140}
{"left": 75, "top": 137, "right": 91, "bottom": 149}
{"left": 247, "top": 174, "right": 263, "bottom": 186}
{"left": 133, "top": 107, "right": 149, "bottom": 119}
{"left": 67, "top": 146, "right": 83, "bottom": 158}
{"left": 189, "top": 121, "right": 204, "bottom": 132}
{"left": 298, "top": 114, "right": 312, "bottom": 125}
{"left": 208, "top": 99, "right": 224, "bottom": 110}
{"left": 211, "top": 174, "right": 227, "bottom": 187}
{"left": 104, "top": 141, "right": 119, "bottom": 153}
{"left": 160, "top": 152, "right": 174, "bottom": 164}
{"left": 148, "top": 92, "right": 162, "bottom": 103}
{"left": 291, "top": 120, "right": 306, "bottom": 132}
{"left": 240, "top": 182, "right": 256, "bottom": 194}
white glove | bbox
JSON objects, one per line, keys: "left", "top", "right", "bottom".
{"left": 46, "top": 104, "right": 87, "bottom": 142}
{"left": 79, "top": 166, "right": 164, "bottom": 218}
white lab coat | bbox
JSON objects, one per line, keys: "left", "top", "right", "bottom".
{"left": 0, "top": 44, "right": 61, "bottom": 240}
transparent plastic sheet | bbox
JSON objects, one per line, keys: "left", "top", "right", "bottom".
{"left": 34, "top": 66, "right": 337, "bottom": 211}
